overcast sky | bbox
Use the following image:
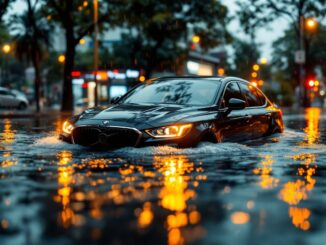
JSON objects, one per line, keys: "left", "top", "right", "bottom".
{"left": 10, "top": 0, "right": 288, "bottom": 59}
{"left": 221, "top": 0, "right": 288, "bottom": 60}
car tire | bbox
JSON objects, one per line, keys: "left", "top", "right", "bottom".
{"left": 17, "top": 102, "right": 27, "bottom": 110}
{"left": 200, "top": 132, "right": 217, "bottom": 143}
{"left": 266, "top": 117, "right": 281, "bottom": 136}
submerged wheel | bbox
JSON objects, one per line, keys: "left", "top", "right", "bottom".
{"left": 200, "top": 132, "right": 217, "bottom": 144}
{"left": 266, "top": 117, "right": 282, "bottom": 136}
{"left": 17, "top": 102, "right": 27, "bottom": 110}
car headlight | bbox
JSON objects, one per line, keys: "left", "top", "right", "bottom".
{"left": 62, "top": 121, "right": 74, "bottom": 135}
{"left": 146, "top": 124, "right": 192, "bottom": 138}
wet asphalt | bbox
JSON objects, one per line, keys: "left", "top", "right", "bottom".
{"left": 0, "top": 108, "right": 326, "bottom": 245}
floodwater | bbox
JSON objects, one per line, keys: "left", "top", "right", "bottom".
{"left": 0, "top": 108, "right": 325, "bottom": 245}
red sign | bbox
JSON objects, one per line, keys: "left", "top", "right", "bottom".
{"left": 71, "top": 71, "right": 81, "bottom": 77}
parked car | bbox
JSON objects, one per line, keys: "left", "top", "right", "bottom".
{"left": 0, "top": 87, "right": 29, "bottom": 110}
{"left": 60, "top": 76, "right": 284, "bottom": 149}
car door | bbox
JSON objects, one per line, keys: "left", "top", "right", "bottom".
{"left": 238, "top": 82, "right": 270, "bottom": 138}
{"left": 0, "top": 90, "right": 11, "bottom": 107}
{"left": 218, "top": 82, "right": 252, "bottom": 142}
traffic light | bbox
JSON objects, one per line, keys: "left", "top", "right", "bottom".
{"left": 306, "top": 79, "right": 319, "bottom": 89}
{"left": 307, "top": 79, "right": 315, "bottom": 88}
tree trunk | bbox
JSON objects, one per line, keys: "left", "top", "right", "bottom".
{"left": 61, "top": 1, "right": 75, "bottom": 112}
{"left": 26, "top": 0, "right": 41, "bottom": 112}
{"left": 31, "top": 53, "right": 41, "bottom": 112}
{"left": 61, "top": 34, "right": 75, "bottom": 112}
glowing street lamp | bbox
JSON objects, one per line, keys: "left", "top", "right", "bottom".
{"left": 260, "top": 58, "right": 268, "bottom": 65}
{"left": 2, "top": 44, "right": 11, "bottom": 54}
{"left": 306, "top": 18, "right": 317, "bottom": 30}
{"left": 79, "top": 38, "right": 86, "bottom": 45}
{"left": 139, "top": 75, "right": 146, "bottom": 82}
{"left": 252, "top": 64, "right": 260, "bottom": 71}
{"left": 217, "top": 68, "right": 225, "bottom": 76}
{"left": 58, "top": 54, "right": 65, "bottom": 63}
{"left": 192, "top": 35, "right": 200, "bottom": 44}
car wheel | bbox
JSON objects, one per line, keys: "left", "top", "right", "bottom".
{"left": 17, "top": 102, "right": 27, "bottom": 110}
{"left": 266, "top": 117, "right": 281, "bottom": 136}
{"left": 200, "top": 132, "right": 217, "bottom": 144}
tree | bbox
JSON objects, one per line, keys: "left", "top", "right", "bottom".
{"left": 114, "top": 0, "right": 231, "bottom": 78}
{"left": 10, "top": 0, "right": 51, "bottom": 112}
{"left": 272, "top": 24, "right": 326, "bottom": 105}
{"left": 0, "top": 0, "right": 14, "bottom": 21}
{"left": 230, "top": 39, "right": 260, "bottom": 80}
{"left": 237, "top": 0, "right": 326, "bottom": 106}
{"left": 45, "top": 0, "right": 118, "bottom": 111}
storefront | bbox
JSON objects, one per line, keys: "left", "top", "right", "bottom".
{"left": 185, "top": 51, "right": 220, "bottom": 76}
{"left": 72, "top": 69, "right": 139, "bottom": 107}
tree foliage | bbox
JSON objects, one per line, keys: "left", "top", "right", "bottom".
{"left": 231, "top": 39, "right": 260, "bottom": 80}
{"left": 0, "top": 0, "right": 14, "bottom": 21}
{"left": 10, "top": 0, "right": 51, "bottom": 111}
{"left": 112, "top": 0, "right": 231, "bottom": 77}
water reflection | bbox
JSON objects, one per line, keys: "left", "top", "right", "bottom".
{"left": 0, "top": 119, "right": 17, "bottom": 169}
{"left": 51, "top": 154, "right": 206, "bottom": 244}
{"left": 251, "top": 108, "right": 320, "bottom": 231}
{"left": 302, "top": 108, "right": 320, "bottom": 145}
{"left": 54, "top": 150, "right": 79, "bottom": 228}
{"left": 253, "top": 155, "right": 279, "bottom": 189}
{"left": 279, "top": 108, "right": 320, "bottom": 231}
{"left": 154, "top": 156, "right": 205, "bottom": 245}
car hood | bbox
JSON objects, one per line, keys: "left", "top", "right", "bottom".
{"left": 78, "top": 103, "right": 215, "bottom": 128}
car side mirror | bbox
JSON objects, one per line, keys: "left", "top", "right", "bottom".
{"left": 111, "top": 96, "right": 122, "bottom": 104}
{"left": 228, "top": 98, "right": 246, "bottom": 110}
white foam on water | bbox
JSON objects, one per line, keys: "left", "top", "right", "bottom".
{"left": 113, "top": 142, "right": 251, "bottom": 157}
{"left": 30, "top": 128, "right": 323, "bottom": 158}
{"left": 33, "top": 134, "right": 82, "bottom": 150}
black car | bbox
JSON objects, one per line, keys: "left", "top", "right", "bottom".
{"left": 60, "top": 76, "right": 284, "bottom": 148}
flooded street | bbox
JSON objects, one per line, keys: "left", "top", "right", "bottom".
{"left": 1, "top": 108, "right": 326, "bottom": 245}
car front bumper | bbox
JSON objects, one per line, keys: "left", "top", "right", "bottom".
{"left": 59, "top": 124, "right": 203, "bottom": 148}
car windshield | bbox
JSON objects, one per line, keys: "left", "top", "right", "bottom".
{"left": 121, "top": 79, "right": 221, "bottom": 106}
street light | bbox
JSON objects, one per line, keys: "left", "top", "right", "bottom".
{"left": 252, "top": 64, "right": 260, "bottom": 71}
{"left": 1, "top": 44, "right": 12, "bottom": 86}
{"left": 2, "top": 44, "right": 11, "bottom": 54}
{"left": 79, "top": 38, "right": 86, "bottom": 45}
{"left": 306, "top": 18, "right": 317, "bottom": 30}
{"left": 192, "top": 35, "right": 200, "bottom": 44}
{"left": 298, "top": 17, "right": 318, "bottom": 107}
{"left": 93, "top": 0, "right": 99, "bottom": 106}
{"left": 58, "top": 54, "right": 65, "bottom": 63}
{"left": 260, "top": 58, "right": 268, "bottom": 65}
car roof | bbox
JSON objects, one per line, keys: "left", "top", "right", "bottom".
{"left": 0, "top": 87, "right": 10, "bottom": 91}
{"left": 151, "top": 76, "right": 249, "bottom": 85}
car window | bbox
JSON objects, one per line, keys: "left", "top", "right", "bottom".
{"left": 256, "top": 88, "right": 266, "bottom": 106}
{"left": 221, "top": 82, "right": 245, "bottom": 108}
{"left": 0, "top": 90, "right": 10, "bottom": 96}
{"left": 238, "top": 83, "right": 262, "bottom": 107}
{"left": 122, "top": 79, "right": 221, "bottom": 106}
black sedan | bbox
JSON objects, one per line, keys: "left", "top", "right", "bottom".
{"left": 60, "top": 76, "right": 284, "bottom": 148}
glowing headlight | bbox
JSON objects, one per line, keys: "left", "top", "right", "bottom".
{"left": 146, "top": 124, "right": 192, "bottom": 138}
{"left": 62, "top": 121, "right": 74, "bottom": 135}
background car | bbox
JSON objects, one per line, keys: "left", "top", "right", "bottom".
{"left": 0, "top": 87, "right": 29, "bottom": 110}
{"left": 60, "top": 76, "right": 284, "bottom": 149}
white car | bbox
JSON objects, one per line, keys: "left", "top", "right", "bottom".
{"left": 0, "top": 87, "right": 29, "bottom": 110}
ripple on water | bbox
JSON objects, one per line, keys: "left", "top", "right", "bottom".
{"left": 30, "top": 128, "right": 323, "bottom": 158}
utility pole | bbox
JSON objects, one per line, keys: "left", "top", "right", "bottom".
{"left": 93, "top": 0, "right": 99, "bottom": 106}
{"left": 299, "top": 15, "right": 306, "bottom": 107}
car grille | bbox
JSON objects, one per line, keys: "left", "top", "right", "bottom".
{"left": 72, "top": 126, "right": 141, "bottom": 148}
